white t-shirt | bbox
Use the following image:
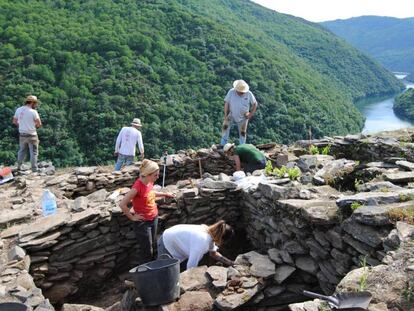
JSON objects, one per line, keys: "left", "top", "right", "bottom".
{"left": 14, "top": 106, "right": 40, "bottom": 135}
{"left": 114, "top": 126, "right": 144, "bottom": 156}
{"left": 163, "top": 224, "right": 218, "bottom": 270}
{"left": 225, "top": 88, "right": 257, "bottom": 123}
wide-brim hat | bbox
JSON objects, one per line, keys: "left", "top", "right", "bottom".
{"left": 223, "top": 143, "right": 235, "bottom": 153}
{"left": 131, "top": 118, "right": 142, "bottom": 127}
{"left": 233, "top": 80, "right": 249, "bottom": 93}
{"left": 25, "top": 95, "right": 38, "bottom": 103}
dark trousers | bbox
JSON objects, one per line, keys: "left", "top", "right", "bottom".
{"left": 244, "top": 159, "right": 266, "bottom": 173}
{"left": 133, "top": 217, "right": 158, "bottom": 263}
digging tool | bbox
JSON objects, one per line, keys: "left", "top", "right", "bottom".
{"left": 162, "top": 151, "right": 167, "bottom": 188}
{"left": 303, "top": 290, "right": 372, "bottom": 310}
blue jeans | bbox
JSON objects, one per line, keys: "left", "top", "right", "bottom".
{"left": 114, "top": 154, "right": 134, "bottom": 171}
{"left": 220, "top": 117, "right": 249, "bottom": 145}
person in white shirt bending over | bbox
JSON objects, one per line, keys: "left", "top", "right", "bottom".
{"left": 12, "top": 95, "right": 42, "bottom": 172}
{"left": 114, "top": 118, "right": 144, "bottom": 171}
{"left": 157, "top": 220, "right": 235, "bottom": 270}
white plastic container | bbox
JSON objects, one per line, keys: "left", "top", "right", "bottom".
{"left": 42, "top": 189, "right": 57, "bottom": 216}
{"left": 233, "top": 170, "right": 246, "bottom": 181}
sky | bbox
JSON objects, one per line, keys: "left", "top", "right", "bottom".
{"left": 252, "top": 0, "right": 414, "bottom": 22}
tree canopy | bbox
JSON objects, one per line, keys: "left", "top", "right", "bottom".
{"left": 0, "top": 0, "right": 403, "bottom": 167}
{"left": 322, "top": 16, "right": 414, "bottom": 75}
{"left": 394, "top": 89, "right": 414, "bottom": 121}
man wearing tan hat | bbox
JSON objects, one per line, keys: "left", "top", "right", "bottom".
{"left": 12, "top": 95, "right": 42, "bottom": 172}
{"left": 220, "top": 79, "right": 258, "bottom": 146}
{"left": 114, "top": 118, "right": 144, "bottom": 171}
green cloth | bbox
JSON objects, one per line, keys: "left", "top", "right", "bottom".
{"left": 234, "top": 144, "right": 265, "bottom": 164}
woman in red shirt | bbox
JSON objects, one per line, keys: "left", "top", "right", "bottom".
{"left": 120, "top": 159, "right": 174, "bottom": 262}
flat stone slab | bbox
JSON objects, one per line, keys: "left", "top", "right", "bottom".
{"left": 180, "top": 266, "right": 209, "bottom": 292}
{"left": 279, "top": 199, "right": 339, "bottom": 225}
{"left": 274, "top": 265, "right": 296, "bottom": 284}
{"left": 234, "top": 251, "right": 276, "bottom": 278}
{"left": 67, "top": 209, "right": 102, "bottom": 227}
{"left": 351, "top": 202, "right": 413, "bottom": 226}
{"left": 18, "top": 210, "right": 70, "bottom": 242}
{"left": 206, "top": 266, "right": 228, "bottom": 289}
{"left": 356, "top": 181, "right": 403, "bottom": 192}
{"left": 396, "top": 160, "right": 414, "bottom": 171}
{"left": 336, "top": 189, "right": 414, "bottom": 208}
{"left": 342, "top": 218, "right": 390, "bottom": 248}
{"left": 214, "top": 284, "right": 259, "bottom": 311}
{"left": 74, "top": 167, "right": 97, "bottom": 175}
{"left": 384, "top": 171, "right": 414, "bottom": 183}
{"left": 0, "top": 209, "right": 32, "bottom": 226}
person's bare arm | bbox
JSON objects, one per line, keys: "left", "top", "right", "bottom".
{"left": 224, "top": 101, "right": 229, "bottom": 118}
{"left": 119, "top": 189, "right": 143, "bottom": 221}
{"left": 154, "top": 191, "right": 175, "bottom": 198}
{"left": 234, "top": 155, "right": 241, "bottom": 171}
{"left": 209, "top": 251, "right": 234, "bottom": 266}
{"left": 35, "top": 118, "right": 42, "bottom": 128}
{"left": 12, "top": 117, "right": 18, "bottom": 126}
{"left": 246, "top": 102, "right": 257, "bottom": 119}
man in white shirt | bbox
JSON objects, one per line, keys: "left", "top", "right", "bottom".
{"left": 220, "top": 79, "right": 258, "bottom": 145}
{"left": 12, "top": 95, "right": 42, "bottom": 172}
{"left": 114, "top": 118, "right": 144, "bottom": 171}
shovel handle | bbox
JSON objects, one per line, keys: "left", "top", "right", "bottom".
{"left": 303, "top": 290, "right": 339, "bottom": 306}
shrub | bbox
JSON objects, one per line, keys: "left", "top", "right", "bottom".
{"left": 388, "top": 206, "right": 414, "bottom": 224}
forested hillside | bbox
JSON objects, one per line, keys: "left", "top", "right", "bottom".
{"left": 0, "top": 0, "right": 403, "bottom": 166}
{"left": 322, "top": 16, "right": 414, "bottom": 74}
{"left": 394, "top": 89, "right": 414, "bottom": 121}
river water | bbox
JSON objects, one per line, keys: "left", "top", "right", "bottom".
{"left": 356, "top": 75, "right": 414, "bottom": 134}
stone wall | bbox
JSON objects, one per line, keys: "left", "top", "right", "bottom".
{"left": 296, "top": 131, "right": 414, "bottom": 163}
{"left": 240, "top": 181, "right": 401, "bottom": 297}
{"left": 3, "top": 178, "right": 242, "bottom": 305}
{"left": 2, "top": 133, "right": 414, "bottom": 310}
{"left": 57, "top": 148, "right": 234, "bottom": 198}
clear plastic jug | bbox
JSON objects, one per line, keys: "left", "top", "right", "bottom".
{"left": 42, "top": 189, "right": 57, "bottom": 216}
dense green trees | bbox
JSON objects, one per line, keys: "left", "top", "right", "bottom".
{"left": 322, "top": 16, "right": 414, "bottom": 75}
{"left": 0, "top": 0, "right": 403, "bottom": 167}
{"left": 394, "top": 89, "right": 414, "bottom": 121}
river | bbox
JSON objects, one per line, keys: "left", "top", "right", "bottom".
{"left": 356, "top": 74, "right": 414, "bottom": 134}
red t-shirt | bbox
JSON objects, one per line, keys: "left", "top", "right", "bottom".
{"left": 131, "top": 179, "right": 158, "bottom": 221}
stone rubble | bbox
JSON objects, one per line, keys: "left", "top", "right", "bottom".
{"left": 1, "top": 131, "right": 414, "bottom": 310}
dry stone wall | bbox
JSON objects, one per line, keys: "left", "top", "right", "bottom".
{"left": 2, "top": 179, "right": 242, "bottom": 305}
{"left": 58, "top": 148, "right": 234, "bottom": 198}
{"left": 2, "top": 132, "right": 414, "bottom": 310}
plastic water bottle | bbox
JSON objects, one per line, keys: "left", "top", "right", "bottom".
{"left": 42, "top": 189, "right": 57, "bottom": 216}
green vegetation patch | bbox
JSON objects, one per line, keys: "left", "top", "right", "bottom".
{"left": 0, "top": 0, "right": 400, "bottom": 166}
{"left": 394, "top": 89, "right": 414, "bottom": 122}
{"left": 388, "top": 205, "right": 414, "bottom": 224}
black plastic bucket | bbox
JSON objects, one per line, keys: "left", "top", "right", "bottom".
{"left": 0, "top": 302, "right": 29, "bottom": 311}
{"left": 129, "top": 254, "right": 180, "bottom": 306}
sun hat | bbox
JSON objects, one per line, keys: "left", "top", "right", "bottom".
{"left": 131, "top": 118, "right": 142, "bottom": 127}
{"left": 233, "top": 80, "right": 249, "bottom": 93}
{"left": 223, "top": 143, "right": 235, "bottom": 153}
{"left": 25, "top": 95, "right": 38, "bottom": 103}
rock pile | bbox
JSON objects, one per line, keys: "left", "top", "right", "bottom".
{"left": 1, "top": 130, "right": 414, "bottom": 310}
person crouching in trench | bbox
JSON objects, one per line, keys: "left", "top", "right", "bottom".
{"left": 157, "top": 220, "right": 235, "bottom": 270}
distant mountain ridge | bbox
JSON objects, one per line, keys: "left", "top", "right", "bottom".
{"left": 321, "top": 16, "right": 414, "bottom": 74}
{"left": 0, "top": 0, "right": 403, "bottom": 167}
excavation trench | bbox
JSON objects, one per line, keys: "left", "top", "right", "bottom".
{"left": 19, "top": 153, "right": 397, "bottom": 310}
